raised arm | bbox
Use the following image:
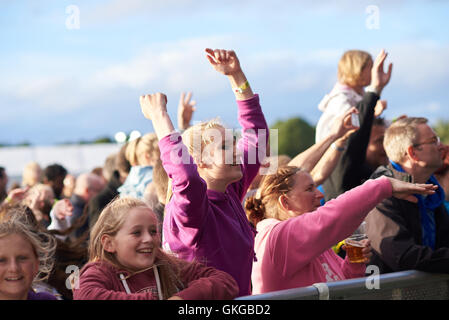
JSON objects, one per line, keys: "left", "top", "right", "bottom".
{"left": 310, "top": 107, "right": 360, "bottom": 185}
{"left": 289, "top": 107, "right": 359, "bottom": 175}
{"left": 205, "top": 48, "right": 268, "bottom": 197}
{"left": 140, "top": 93, "right": 208, "bottom": 232}
{"left": 205, "top": 48, "right": 254, "bottom": 101}
{"left": 177, "top": 92, "right": 196, "bottom": 131}
{"left": 140, "top": 93, "right": 175, "bottom": 141}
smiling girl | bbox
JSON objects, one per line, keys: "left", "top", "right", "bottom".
{"left": 139, "top": 48, "right": 269, "bottom": 297}
{"left": 0, "top": 205, "right": 57, "bottom": 300}
{"left": 73, "top": 197, "right": 238, "bottom": 300}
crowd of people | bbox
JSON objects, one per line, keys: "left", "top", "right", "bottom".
{"left": 0, "top": 47, "right": 448, "bottom": 300}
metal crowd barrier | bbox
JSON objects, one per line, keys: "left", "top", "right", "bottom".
{"left": 236, "top": 270, "right": 449, "bottom": 300}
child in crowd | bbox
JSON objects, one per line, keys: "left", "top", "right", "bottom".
{"left": 73, "top": 197, "right": 238, "bottom": 300}
{"left": 118, "top": 133, "right": 160, "bottom": 200}
{"left": 139, "top": 48, "right": 269, "bottom": 297}
{"left": 315, "top": 49, "right": 391, "bottom": 143}
{"left": 0, "top": 204, "right": 57, "bottom": 300}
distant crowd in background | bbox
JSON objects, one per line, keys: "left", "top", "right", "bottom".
{"left": 1, "top": 47, "right": 448, "bottom": 300}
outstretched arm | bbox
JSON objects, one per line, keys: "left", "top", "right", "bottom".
{"left": 310, "top": 108, "right": 359, "bottom": 185}
{"left": 289, "top": 107, "right": 359, "bottom": 175}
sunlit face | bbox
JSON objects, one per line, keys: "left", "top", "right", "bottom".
{"left": 103, "top": 207, "right": 159, "bottom": 272}
{"left": 412, "top": 124, "right": 444, "bottom": 171}
{"left": 283, "top": 171, "right": 324, "bottom": 216}
{"left": 200, "top": 126, "right": 243, "bottom": 185}
{"left": 366, "top": 125, "right": 388, "bottom": 169}
{"left": 0, "top": 233, "right": 39, "bottom": 300}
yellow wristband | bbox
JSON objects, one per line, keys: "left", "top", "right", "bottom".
{"left": 234, "top": 80, "right": 250, "bottom": 94}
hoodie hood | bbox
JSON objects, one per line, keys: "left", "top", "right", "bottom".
{"left": 118, "top": 165, "right": 153, "bottom": 199}
{"left": 318, "top": 82, "right": 362, "bottom": 112}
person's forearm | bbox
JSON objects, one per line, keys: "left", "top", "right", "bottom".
{"left": 310, "top": 137, "right": 348, "bottom": 185}
{"left": 151, "top": 111, "right": 176, "bottom": 140}
{"left": 288, "top": 132, "right": 338, "bottom": 172}
{"left": 227, "top": 70, "right": 254, "bottom": 100}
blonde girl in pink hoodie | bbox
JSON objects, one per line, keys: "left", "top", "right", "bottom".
{"left": 245, "top": 166, "right": 437, "bottom": 295}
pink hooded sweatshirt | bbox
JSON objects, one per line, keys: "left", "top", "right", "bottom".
{"left": 251, "top": 176, "right": 392, "bottom": 294}
{"left": 159, "top": 94, "right": 268, "bottom": 297}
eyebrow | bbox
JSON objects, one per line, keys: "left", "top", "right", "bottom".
{"left": 130, "top": 224, "right": 157, "bottom": 229}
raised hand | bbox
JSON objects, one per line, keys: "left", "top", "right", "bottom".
{"left": 140, "top": 93, "right": 168, "bottom": 121}
{"left": 330, "top": 107, "right": 360, "bottom": 141}
{"left": 387, "top": 177, "right": 438, "bottom": 203}
{"left": 370, "top": 49, "right": 393, "bottom": 95}
{"left": 205, "top": 48, "right": 241, "bottom": 76}
{"left": 53, "top": 198, "right": 73, "bottom": 220}
{"left": 177, "top": 92, "right": 197, "bottom": 131}
{"left": 6, "top": 186, "right": 29, "bottom": 204}
{"left": 342, "top": 239, "right": 372, "bottom": 264}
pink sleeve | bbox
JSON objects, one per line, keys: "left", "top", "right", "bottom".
{"left": 268, "top": 177, "right": 392, "bottom": 277}
{"left": 176, "top": 261, "right": 239, "bottom": 300}
{"left": 159, "top": 133, "right": 209, "bottom": 229}
{"left": 233, "top": 94, "right": 269, "bottom": 200}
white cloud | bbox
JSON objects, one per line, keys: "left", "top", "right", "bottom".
{"left": 0, "top": 35, "right": 240, "bottom": 112}
{"left": 2, "top": 37, "right": 448, "bottom": 117}
{"left": 387, "top": 41, "right": 449, "bottom": 89}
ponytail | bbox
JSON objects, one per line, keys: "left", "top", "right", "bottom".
{"left": 245, "top": 196, "right": 266, "bottom": 226}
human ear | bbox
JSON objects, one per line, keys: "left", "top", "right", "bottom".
{"left": 101, "top": 234, "right": 116, "bottom": 253}
{"left": 406, "top": 145, "right": 418, "bottom": 162}
{"left": 278, "top": 194, "right": 290, "bottom": 212}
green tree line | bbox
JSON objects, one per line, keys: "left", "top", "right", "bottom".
{"left": 271, "top": 117, "right": 449, "bottom": 159}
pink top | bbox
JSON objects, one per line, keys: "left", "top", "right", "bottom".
{"left": 251, "top": 177, "right": 392, "bottom": 294}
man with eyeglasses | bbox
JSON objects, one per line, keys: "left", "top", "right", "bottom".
{"left": 364, "top": 117, "right": 449, "bottom": 274}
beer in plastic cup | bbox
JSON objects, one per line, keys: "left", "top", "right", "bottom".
{"left": 345, "top": 234, "right": 367, "bottom": 263}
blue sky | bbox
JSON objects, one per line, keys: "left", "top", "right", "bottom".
{"left": 1, "top": 0, "right": 448, "bottom": 145}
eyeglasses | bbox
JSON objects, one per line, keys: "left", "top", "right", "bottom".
{"left": 413, "top": 136, "right": 440, "bottom": 148}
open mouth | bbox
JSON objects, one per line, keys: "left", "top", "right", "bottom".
{"left": 5, "top": 276, "right": 24, "bottom": 281}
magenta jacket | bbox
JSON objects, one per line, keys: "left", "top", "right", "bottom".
{"left": 251, "top": 177, "right": 393, "bottom": 294}
{"left": 159, "top": 94, "right": 268, "bottom": 297}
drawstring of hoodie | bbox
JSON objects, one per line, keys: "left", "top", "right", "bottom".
{"left": 119, "top": 265, "right": 163, "bottom": 300}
